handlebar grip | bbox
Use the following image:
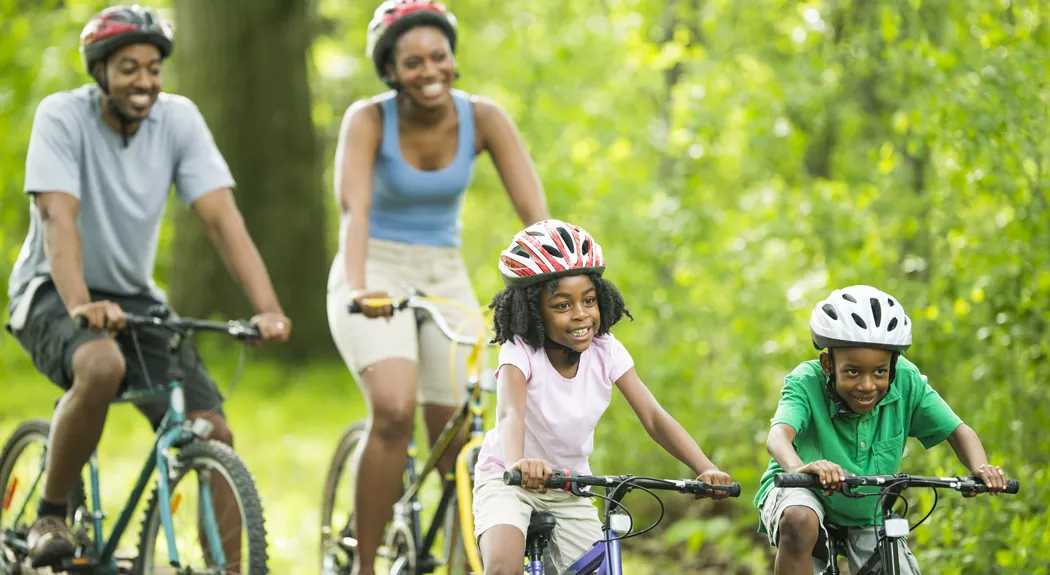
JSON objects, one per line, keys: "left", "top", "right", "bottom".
{"left": 774, "top": 473, "right": 822, "bottom": 488}
{"left": 74, "top": 316, "right": 88, "bottom": 329}
{"left": 348, "top": 302, "right": 362, "bottom": 314}
{"left": 503, "top": 470, "right": 522, "bottom": 486}
{"left": 727, "top": 483, "right": 742, "bottom": 498}
{"left": 1006, "top": 479, "right": 1020, "bottom": 494}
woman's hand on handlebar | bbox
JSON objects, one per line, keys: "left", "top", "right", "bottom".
{"left": 695, "top": 468, "right": 734, "bottom": 500}
{"left": 510, "top": 459, "right": 553, "bottom": 493}
{"left": 968, "top": 463, "right": 1008, "bottom": 497}
{"left": 792, "top": 460, "right": 846, "bottom": 495}
{"left": 351, "top": 289, "right": 394, "bottom": 320}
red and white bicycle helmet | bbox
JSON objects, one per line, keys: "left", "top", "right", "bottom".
{"left": 366, "top": 0, "right": 458, "bottom": 87}
{"left": 499, "top": 220, "right": 605, "bottom": 287}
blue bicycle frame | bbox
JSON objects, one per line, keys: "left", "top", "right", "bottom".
{"left": 74, "top": 379, "right": 226, "bottom": 574}
{"left": 526, "top": 532, "right": 624, "bottom": 575}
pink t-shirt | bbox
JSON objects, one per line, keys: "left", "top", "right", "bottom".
{"left": 474, "top": 334, "right": 635, "bottom": 483}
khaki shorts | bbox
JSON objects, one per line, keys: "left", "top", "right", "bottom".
{"left": 327, "top": 238, "right": 484, "bottom": 406}
{"left": 760, "top": 487, "right": 921, "bottom": 574}
{"left": 473, "top": 479, "right": 603, "bottom": 573}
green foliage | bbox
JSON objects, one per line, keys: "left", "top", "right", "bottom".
{"left": 2, "top": 0, "right": 1048, "bottom": 571}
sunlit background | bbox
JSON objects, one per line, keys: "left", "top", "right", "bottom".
{"left": 1, "top": 0, "right": 1047, "bottom": 572}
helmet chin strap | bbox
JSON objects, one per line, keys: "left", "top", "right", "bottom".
{"left": 94, "top": 62, "right": 136, "bottom": 147}
{"left": 545, "top": 337, "right": 582, "bottom": 366}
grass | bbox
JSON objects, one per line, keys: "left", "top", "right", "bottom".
{"left": 0, "top": 337, "right": 676, "bottom": 574}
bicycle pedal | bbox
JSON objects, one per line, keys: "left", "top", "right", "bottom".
{"left": 54, "top": 556, "right": 97, "bottom": 572}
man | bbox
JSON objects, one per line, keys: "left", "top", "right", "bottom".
{"left": 5, "top": 5, "right": 291, "bottom": 568}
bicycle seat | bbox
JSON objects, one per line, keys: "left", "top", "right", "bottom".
{"left": 527, "top": 511, "right": 557, "bottom": 539}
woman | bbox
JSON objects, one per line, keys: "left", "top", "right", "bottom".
{"left": 326, "top": 1, "right": 548, "bottom": 573}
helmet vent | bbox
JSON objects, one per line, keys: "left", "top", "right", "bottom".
{"left": 851, "top": 313, "right": 867, "bottom": 329}
{"left": 870, "top": 298, "right": 882, "bottom": 327}
{"left": 822, "top": 304, "right": 838, "bottom": 320}
{"left": 511, "top": 246, "right": 530, "bottom": 258}
{"left": 904, "top": 317, "right": 908, "bottom": 326}
{"left": 542, "top": 245, "right": 564, "bottom": 258}
{"left": 581, "top": 239, "right": 590, "bottom": 255}
{"left": 842, "top": 293, "right": 857, "bottom": 303}
{"left": 887, "top": 317, "right": 898, "bottom": 332}
{"left": 526, "top": 231, "right": 544, "bottom": 237}
{"left": 556, "top": 228, "right": 575, "bottom": 253}
{"left": 888, "top": 298, "right": 896, "bottom": 307}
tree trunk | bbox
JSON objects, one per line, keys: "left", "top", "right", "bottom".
{"left": 169, "top": 0, "right": 332, "bottom": 361}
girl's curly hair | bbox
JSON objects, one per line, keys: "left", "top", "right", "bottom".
{"left": 489, "top": 272, "right": 632, "bottom": 348}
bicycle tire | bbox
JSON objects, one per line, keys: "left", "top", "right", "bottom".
{"left": 133, "top": 440, "right": 268, "bottom": 574}
{"left": 0, "top": 419, "right": 88, "bottom": 571}
{"left": 320, "top": 421, "right": 366, "bottom": 575}
{"left": 383, "top": 522, "right": 416, "bottom": 575}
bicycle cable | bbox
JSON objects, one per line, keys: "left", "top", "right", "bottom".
{"left": 909, "top": 486, "right": 939, "bottom": 532}
{"left": 589, "top": 476, "right": 673, "bottom": 544}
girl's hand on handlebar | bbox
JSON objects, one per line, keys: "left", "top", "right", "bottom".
{"left": 351, "top": 289, "right": 393, "bottom": 320}
{"left": 793, "top": 460, "right": 846, "bottom": 495}
{"left": 968, "top": 463, "right": 1008, "bottom": 497}
{"left": 695, "top": 468, "right": 733, "bottom": 500}
{"left": 510, "top": 459, "right": 553, "bottom": 493}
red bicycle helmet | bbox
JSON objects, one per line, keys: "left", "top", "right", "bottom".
{"left": 79, "top": 5, "right": 173, "bottom": 76}
{"left": 499, "top": 220, "right": 606, "bottom": 287}
{"left": 366, "top": 0, "right": 458, "bottom": 87}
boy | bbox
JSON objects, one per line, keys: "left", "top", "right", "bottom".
{"left": 754, "top": 285, "right": 1008, "bottom": 574}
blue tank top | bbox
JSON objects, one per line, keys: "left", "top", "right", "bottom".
{"left": 369, "top": 90, "right": 477, "bottom": 247}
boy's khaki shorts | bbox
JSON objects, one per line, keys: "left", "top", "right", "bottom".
{"left": 760, "top": 486, "right": 921, "bottom": 574}
{"left": 327, "top": 238, "right": 484, "bottom": 406}
{"left": 473, "top": 478, "right": 603, "bottom": 572}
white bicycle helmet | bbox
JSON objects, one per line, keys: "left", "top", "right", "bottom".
{"left": 810, "top": 285, "right": 912, "bottom": 353}
{"left": 498, "top": 220, "right": 605, "bottom": 287}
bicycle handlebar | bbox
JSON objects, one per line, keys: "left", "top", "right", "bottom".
{"left": 75, "top": 309, "right": 260, "bottom": 341}
{"left": 503, "top": 469, "right": 742, "bottom": 498}
{"left": 774, "top": 472, "right": 1020, "bottom": 495}
{"left": 348, "top": 296, "right": 483, "bottom": 347}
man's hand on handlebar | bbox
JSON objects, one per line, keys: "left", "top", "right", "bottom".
{"left": 71, "top": 300, "right": 125, "bottom": 334}
{"left": 250, "top": 311, "right": 292, "bottom": 343}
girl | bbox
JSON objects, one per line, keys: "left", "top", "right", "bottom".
{"left": 472, "top": 219, "right": 734, "bottom": 574}
{"left": 326, "top": 1, "right": 548, "bottom": 573}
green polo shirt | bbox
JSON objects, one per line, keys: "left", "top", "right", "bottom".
{"left": 753, "top": 357, "right": 963, "bottom": 529}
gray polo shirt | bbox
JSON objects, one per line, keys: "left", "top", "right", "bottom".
{"left": 7, "top": 84, "right": 234, "bottom": 314}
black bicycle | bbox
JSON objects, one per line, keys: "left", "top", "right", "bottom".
{"left": 0, "top": 305, "right": 268, "bottom": 574}
{"left": 773, "top": 472, "right": 1020, "bottom": 575}
{"left": 321, "top": 295, "right": 493, "bottom": 575}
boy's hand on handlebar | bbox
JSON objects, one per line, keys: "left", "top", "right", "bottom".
{"left": 510, "top": 459, "right": 553, "bottom": 493}
{"left": 695, "top": 468, "right": 733, "bottom": 500}
{"left": 968, "top": 463, "right": 1007, "bottom": 497}
{"left": 71, "top": 301, "right": 125, "bottom": 333}
{"left": 351, "top": 289, "right": 394, "bottom": 320}
{"left": 793, "top": 460, "right": 846, "bottom": 495}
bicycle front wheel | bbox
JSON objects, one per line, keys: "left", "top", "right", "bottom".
{"left": 320, "top": 421, "right": 366, "bottom": 575}
{"left": 134, "top": 440, "right": 268, "bottom": 574}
